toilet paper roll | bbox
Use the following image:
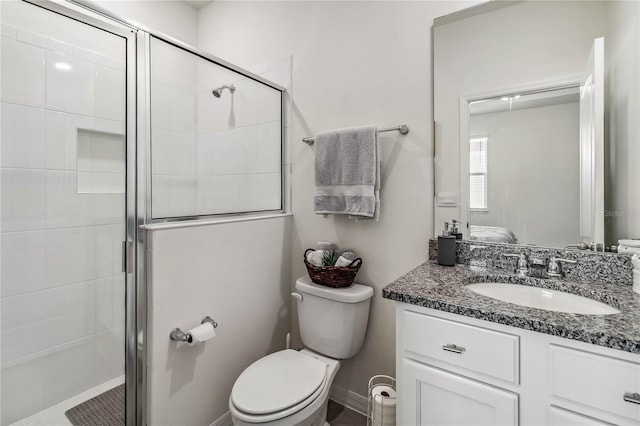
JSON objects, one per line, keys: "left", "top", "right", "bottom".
{"left": 187, "top": 322, "right": 216, "bottom": 346}
{"left": 371, "top": 385, "right": 396, "bottom": 426}
{"left": 371, "top": 385, "right": 396, "bottom": 404}
{"left": 631, "top": 254, "right": 640, "bottom": 270}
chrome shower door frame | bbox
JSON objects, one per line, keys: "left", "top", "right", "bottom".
{"left": 20, "top": 1, "right": 144, "bottom": 424}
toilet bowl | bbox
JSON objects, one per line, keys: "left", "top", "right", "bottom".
{"left": 229, "top": 276, "right": 373, "bottom": 425}
{"left": 229, "top": 349, "right": 340, "bottom": 426}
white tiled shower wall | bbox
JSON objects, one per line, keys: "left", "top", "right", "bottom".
{"left": 1, "top": 3, "right": 125, "bottom": 424}
{"left": 151, "top": 38, "right": 284, "bottom": 218}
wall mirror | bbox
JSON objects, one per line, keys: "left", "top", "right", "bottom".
{"left": 465, "top": 84, "right": 581, "bottom": 248}
{"left": 433, "top": 0, "right": 639, "bottom": 250}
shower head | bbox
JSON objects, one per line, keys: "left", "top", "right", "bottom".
{"left": 212, "top": 84, "right": 236, "bottom": 98}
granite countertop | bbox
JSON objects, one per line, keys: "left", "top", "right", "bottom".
{"left": 382, "top": 261, "right": 640, "bottom": 353}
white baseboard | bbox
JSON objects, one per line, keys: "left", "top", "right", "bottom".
{"left": 210, "top": 410, "right": 233, "bottom": 426}
{"left": 330, "top": 384, "right": 368, "bottom": 417}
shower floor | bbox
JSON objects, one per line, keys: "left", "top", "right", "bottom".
{"left": 65, "top": 384, "right": 124, "bottom": 426}
{"left": 10, "top": 377, "right": 124, "bottom": 426}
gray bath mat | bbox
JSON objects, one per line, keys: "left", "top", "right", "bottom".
{"left": 65, "top": 384, "right": 125, "bottom": 426}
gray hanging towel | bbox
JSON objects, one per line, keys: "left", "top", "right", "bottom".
{"left": 313, "top": 125, "right": 380, "bottom": 219}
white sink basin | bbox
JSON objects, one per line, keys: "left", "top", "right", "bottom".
{"left": 466, "top": 283, "right": 620, "bottom": 315}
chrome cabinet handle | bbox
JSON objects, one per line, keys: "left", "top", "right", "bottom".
{"left": 624, "top": 392, "right": 640, "bottom": 404}
{"left": 442, "top": 344, "right": 465, "bottom": 354}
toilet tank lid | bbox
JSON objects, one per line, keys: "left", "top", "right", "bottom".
{"left": 296, "top": 275, "right": 373, "bottom": 303}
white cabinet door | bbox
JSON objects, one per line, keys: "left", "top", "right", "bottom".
{"left": 402, "top": 358, "right": 518, "bottom": 426}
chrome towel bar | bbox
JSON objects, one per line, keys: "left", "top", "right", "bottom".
{"left": 302, "top": 124, "right": 409, "bottom": 145}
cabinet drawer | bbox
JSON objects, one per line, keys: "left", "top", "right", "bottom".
{"left": 550, "top": 344, "right": 640, "bottom": 423}
{"left": 402, "top": 311, "right": 519, "bottom": 384}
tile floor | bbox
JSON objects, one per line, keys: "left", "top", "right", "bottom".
{"left": 12, "top": 390, "right": 366, "bottom": 426}
{"left": 327, "top": 400, "right": 367, "bottom": 426}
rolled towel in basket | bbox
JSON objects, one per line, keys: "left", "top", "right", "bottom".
{"left": 335, "top": 256, "right": 354, "bottom": 267}
{"left": 306, "top": 250, "right": 325, "bottom": 266}
{"left": 337, "top": 250, "right": 356, "bottom": 260}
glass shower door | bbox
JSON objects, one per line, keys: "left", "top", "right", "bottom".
{"left": 1, "top": 1, "right": 131, "bottom": 424}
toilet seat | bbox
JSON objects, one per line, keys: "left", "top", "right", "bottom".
{"left": 231, "top": 350, "right": 328, "bottom": 423}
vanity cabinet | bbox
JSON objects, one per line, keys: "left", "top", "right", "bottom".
{"left": 396, "top": 303, "right": 640, "bottom": 426}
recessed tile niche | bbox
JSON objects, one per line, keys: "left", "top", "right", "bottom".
{"left": 76, "top": 129, "right": 125, "bottom": 194}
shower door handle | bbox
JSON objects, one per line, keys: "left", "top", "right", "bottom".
{"left": 122, "top": 241, "right": 134, "bottom": 274}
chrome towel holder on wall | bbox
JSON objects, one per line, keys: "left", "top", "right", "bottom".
{"left": 302, "top": 124, "right": 410, "bottom": 145}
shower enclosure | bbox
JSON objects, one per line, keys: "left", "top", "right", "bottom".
{"left": 1, "top": 2, "right": 135, "bottom": 424}
{"left": 1, "top": 1, "right": 284, "bottom": 424}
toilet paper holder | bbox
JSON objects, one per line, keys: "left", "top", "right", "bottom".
{"left": 367, "top": 374, "right": 396, "bottom": 426}
{"left": 170, "top": 316, "right": 218, "bottom": 343}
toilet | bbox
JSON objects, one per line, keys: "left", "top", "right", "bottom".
{"left": 229, "top": 275, "right": 374, "bottom": 426}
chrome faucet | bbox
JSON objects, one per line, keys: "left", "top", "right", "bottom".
{"left": 547, "top": 257, "right": 577, "bottom": 279}
{"left": 503, "top": 253, "right": 528, "bottom": 276}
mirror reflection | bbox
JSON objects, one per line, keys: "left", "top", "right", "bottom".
{"left": 467, "top": 86, "right": 580, "bottom": 248}
{"left": 433, "top": 0, "right": 639, "bottom": 250}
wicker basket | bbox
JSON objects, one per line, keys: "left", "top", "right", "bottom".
{"left": 304, "top": 248, "right": 363, "bottom": 288}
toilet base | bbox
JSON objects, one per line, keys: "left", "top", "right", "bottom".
{"left": 230, "top": 349, "right": 340, "bottom": 426}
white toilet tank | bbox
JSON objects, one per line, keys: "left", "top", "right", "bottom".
{"left": 295, "top": 275, "right": 374, "bottom": 359}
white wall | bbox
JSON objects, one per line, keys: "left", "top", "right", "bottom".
{"left": 433, "top": 1, "right": 606, "bottom": 235}
{"left": 91, "top": 0, "right": 198, "bottom": 46}
{"left": 145, "top": 217, "right": 291, "bottom": 425}
{"left": 197, "top": 0, "right": 480, "bottom": 399}
{"left": 469, "top": 102, "right": 580, "bottom": 247}
{"left": 605, "top": 0, "right": 640, "bottom": 244}
{"left": 1, "top": 2, "right": 127, "bottom": 423}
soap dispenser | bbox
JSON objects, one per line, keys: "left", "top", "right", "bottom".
{"left": 450, "top": 220, "right": 463, "bottom": 240}
{"left": 438, "top": 222, "right": 456, "bottom": 266}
